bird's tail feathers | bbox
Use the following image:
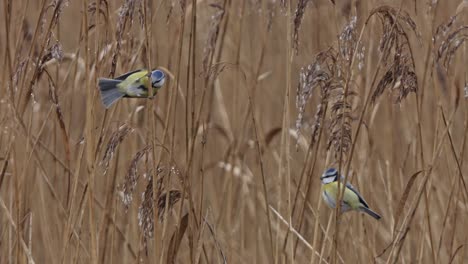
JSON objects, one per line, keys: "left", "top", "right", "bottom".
{"left": 360, "top": 207, "right": 381, "bottom": 220}
{"left": 98, "top": 78, "right": 125, "bottom": 108}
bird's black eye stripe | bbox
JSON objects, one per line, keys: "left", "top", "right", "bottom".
{"left": 320, "top": 168, "right": 339, "bottom": 180}
{"left": 320, "top": 174, "right": 337, "bottom": 179}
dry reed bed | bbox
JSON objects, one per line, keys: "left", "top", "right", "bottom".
{"left": 0, "top": 0, "right": 467, "bottom": 263}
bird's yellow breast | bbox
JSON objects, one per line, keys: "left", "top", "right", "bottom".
{"left": 322, "top": 182, "right": 362, "bottom": 210}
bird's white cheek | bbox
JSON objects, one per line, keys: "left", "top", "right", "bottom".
{"left": 321, "top": 177, "right": 334, "bottom": 184}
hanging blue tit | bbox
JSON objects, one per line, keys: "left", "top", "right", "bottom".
{"left": 98, "top": 69, "right": 166, "bottom": 108}
{"left": 321, "top": 168, "right": 381, "bottom": 220}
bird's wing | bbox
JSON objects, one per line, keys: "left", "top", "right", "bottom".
{"left": 115, "top": 69, "right": 145, "bottom": 81}
{"left": 344, "top": 181, "right": 370, "bottom": 208}
{"left": 119, "top": 71, "right": 149, "bottom": 94}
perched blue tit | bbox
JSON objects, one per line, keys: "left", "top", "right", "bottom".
{"left": 98, "top": 69, "right": 166, "bottom": 108}
{"left": 321, "top": 168, "right": 381, "bottom": 220}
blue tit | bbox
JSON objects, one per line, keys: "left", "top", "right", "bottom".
{"left": 98, "top": 69, "right": 166, "bottom": 108}
{"left": 321, "top": 168, "right": 381, "bottom": 220}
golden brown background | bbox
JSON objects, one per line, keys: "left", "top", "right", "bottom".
{"left": 0, "top": 0, "right": 467, "bottom": 263}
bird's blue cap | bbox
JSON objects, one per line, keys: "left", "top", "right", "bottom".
{"left": 321, "top": 168, "right": 338, "bottom": 179}
{"left": 151, "top": 70, "right": 166, "bottom": 87}
{"left": 151, "top": 70, "right": 165, "bottom": 80}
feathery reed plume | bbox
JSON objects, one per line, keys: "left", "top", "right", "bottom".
{"left": 339, "top": 16, "right": 358, "bottom": 62}
{"left": 49, "top": 0, "right": 69, "bottom": 28}
{"left": 326, "top": 16, "right": 363, "bottom": 159}
{"left": 373, "top": 56, "right": 418, "bottom": 103}
{"left": 157, "top": 190, "right": 182, "bottom": 221}
{"left": 138, "top": 166, "right": 182, "bottom": 238}
{"left": 120, "top": 145, "right": 152, "bottom": 209}
{"left": 432, "top": 15, "right": 458, "bottom": 95}
{"left": 298, "top": 16, "right": 362, "bottom": 159}
{"left": 28, "top": 0, "right": 68, "bottom": 87}
{"left": 327, "top": 84, "right": 356, "bottom": 159}
{"left": 88, "top": 0, "right": 109, "bottom": 26}
{"left": 139, "top": 174, "right": 155, "bottom": 238}
{"left": 204, "top": 62, "right": 240, "bottom": 80}
{"left": 434, "top": 14, "right": 457, "bottom": 39}
{"left": 100, "top": 124, "right": 134, "bottom": 174}
{"left": 202, "top": 3, "right": 225, "bottom": 74}
{"left": 110, "top": 0, "right": 142, "bottom": 77}
{"left": 339, "top": 16, "right": 365, "bottom": 71}
{"left": 296, "top": 49, "right": 335, "bottom": 147}
{"left": 434, "top": 15, "right": 468, "bottom": 73}
{"left": 293, "top": 0, "right": 311, "bottom": 54}
{"left": 368, "top": 6, "right": 420, "bottom": 103}
{"left": 38, "top": 42, "right": 64, "bottom": 79}
{"left": 87, "top": 0, "right": 108, "bottom": 15}
{"left": 373, "top": 6, "right": 419, "bottom": 62}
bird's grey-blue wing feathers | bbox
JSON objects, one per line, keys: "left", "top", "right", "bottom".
{"left": 340, "top": 176, "right": 370, "bottom": 208}
{"left": 114, "top": 69, "right": 144, "bottom": 81}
